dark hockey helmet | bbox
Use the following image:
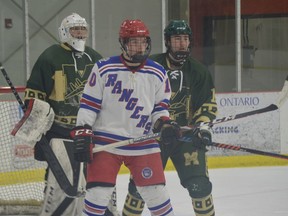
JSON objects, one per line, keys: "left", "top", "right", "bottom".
{"left": 164, "top": 20, "right": 192, "bottom": 66}
{"left": 119, "top": 19, "right": 151, "bottom": 63}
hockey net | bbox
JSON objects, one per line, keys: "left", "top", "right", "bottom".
{"left": 0, "top": 87, "right": 46, "bottom": 215}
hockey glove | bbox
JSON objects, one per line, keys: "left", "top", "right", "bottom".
{"left": 70, "top": 125, "right": 94, "bottom": 163}
{"left": 153, "top": 116, "right": 182, "bottom": 145}
{"left": 192, "top": 124, "right": 212, "bottom": 148}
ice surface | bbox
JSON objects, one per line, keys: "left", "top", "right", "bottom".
{"left": 115, "top": 166, "right": 288, "bottom": 216}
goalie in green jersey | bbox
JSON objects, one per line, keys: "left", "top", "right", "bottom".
{"left": 122, "top": 20, "right": 218, "bottom": 216}
{"left": 24, "top": 13, "right": 118, "bottom": 216}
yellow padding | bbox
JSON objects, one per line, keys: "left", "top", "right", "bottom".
{"left": 1, "top": 155, "right": 287, "bottom": 186}
{"left": 119, "top": 154, "right": 288, "bottom": 174}
{"left": 0, "top": 169, "right": 45, "bottom": 186}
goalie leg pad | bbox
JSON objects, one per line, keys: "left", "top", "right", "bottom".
{"left": 39, "top": 139, "right": 85, "bottom": 215}
{"left": 105, "top": 187, "right": 121, "bottom": 216}
{"left": 11, "top": 98, "right": 55, "bottom": 144}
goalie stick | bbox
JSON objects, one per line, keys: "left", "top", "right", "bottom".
{"left": 0, "top": 63, "right": 81, "bottom": 197}
{"left": 93, "top": 75, "right": 288, "bottom": 153}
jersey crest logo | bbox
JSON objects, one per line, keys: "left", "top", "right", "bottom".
{"left": 141, "top": 167, "right": 153, "bottom": 179}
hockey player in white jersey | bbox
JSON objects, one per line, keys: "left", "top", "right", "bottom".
{"left": 71, "top": 19, "right": 181, "bottom": 215}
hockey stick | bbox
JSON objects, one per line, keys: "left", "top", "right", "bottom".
{"left": 93, "top": 75, "right": 288, "bottom": 153}
{"left": 93, "top": 135, "right": 288, "bottom": 160}
{"left": 0, "top": 63, "right": 81, "bottom": 197}
{"left": 179, "top": 135, "right": 288, "bottom": 160}
{"left": 0, "top": 64, "right": 26, "bottom": 111}
{"left": 211, "top": 142, "right": 288, "bottom": 160}
{"left": 93, "top": 132, "right": 161, "bottom": 153}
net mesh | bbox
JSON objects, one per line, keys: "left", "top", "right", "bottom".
{"left": 0, "top": 87, "right": 46, "bottom": 215}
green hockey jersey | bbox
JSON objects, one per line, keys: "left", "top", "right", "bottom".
{"left": 25, "top": 43, "right": 102, "bottom": 130}
{"left": 150, "top": 53, "right": 218, "bottom": 126}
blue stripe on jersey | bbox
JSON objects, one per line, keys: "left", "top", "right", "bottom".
{"left": 99, "top": 66, "right": 129, "bottom": 77}
{"left": 152, "top": 98, "right": 170, "bottom": 114}
{"left": 82, "top": 93, "right": 102, "bottom": 104}
{"left": 139, "top": 59, "right": 167, "bottom": 81}
{"left": 96, "top": 56, "right": 167, "bottom": 81}
{"left": 80, "top": 93, "right": 102, "bottom": 113}
{"left": 79, "top": 104, "right": 100, "bottom": 113}
{"left": 94, "top": 130, "right": 127, "bottom": 142}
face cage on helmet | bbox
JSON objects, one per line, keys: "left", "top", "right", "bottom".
{"left": 120, "top": 37, "right": 152, "bottom": 63}
{"left": 165, "top": 35, "right": 192, "bottom": 66}
{"left": 58, "top": 16, "right": 88, "bottom": 52}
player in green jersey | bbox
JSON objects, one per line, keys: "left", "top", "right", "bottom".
{"left": 122, "top": 20, "right": 218, "bottom": 216}
{"left": 24, "top": 13, "right": 118, "bottom": 216}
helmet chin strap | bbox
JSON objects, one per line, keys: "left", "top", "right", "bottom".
{"left": 122, "top": 53, "right": 139, "bottom": 64}
{"left": 121, "top": 44, "right": 149, "bottom": 64}
{"left": 167, "top": 51, "right": 189, "bottom": 68}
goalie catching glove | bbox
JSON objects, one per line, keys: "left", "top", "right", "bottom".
{"left": 153, "top": 116, "right": 182, "bottom": 145}
{"left": 11, "top": 98, "right": 55, "bottom": 145}
{"left": 70, "top": 125, "right": 94, "bottom": 163}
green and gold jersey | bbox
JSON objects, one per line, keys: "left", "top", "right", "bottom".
{"left": 25, "top": 43, "right": 102, "bottom": 129}
{"left": 150, "top": 53, "right": 218, "bottom": 126}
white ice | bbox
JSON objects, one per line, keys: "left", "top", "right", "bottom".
{"left": 1, "top": 166, "right": 287, "bottom": 215}
{"left": 115, "top": 166, "right": 288, "bottom": 216}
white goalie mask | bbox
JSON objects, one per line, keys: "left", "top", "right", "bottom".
{"left": 58, "top": 13, "right": 88, "bottom": 52}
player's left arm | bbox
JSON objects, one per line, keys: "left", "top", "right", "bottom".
{"left": 190, "top": 70, "right": 218, "bottom": 124}
{"left": 151, "top": 71, "right": 171, "bottom": 125}
{"left": 189, "top": 70, "right": 218, "bottom": 147}
{"left": 151, "top": 70, "right": 181, "bottom": 144}
{"left": 76, "top": 64, "right": 102, "bottom": 127}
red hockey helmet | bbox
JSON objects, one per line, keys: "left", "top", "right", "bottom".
{"left": 119, "top": 19, "right": 151, "bottom": 63}
{"left": 119, "top": 19, "right": 150, "bottom": 38}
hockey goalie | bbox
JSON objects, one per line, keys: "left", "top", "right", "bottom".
{"left": 10, "top": 12, "right": 119, "bottom": 216}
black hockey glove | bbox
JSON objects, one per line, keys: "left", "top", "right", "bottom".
{"left": 192, "top": 124, "right": 212, "bottom": 148}
{"left": 153, "top": 116, "right": 182, "bottom": 145}
{"left": 70, "top": 125, "right": 94, "bottom": 163}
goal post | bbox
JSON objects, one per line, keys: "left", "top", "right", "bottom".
{"left": 0, "top": 86, "right": 46, "bottom": 215}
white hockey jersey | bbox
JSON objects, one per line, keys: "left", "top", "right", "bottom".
{"left": 76, "top": 55, "right": 171, "bottom": 156}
